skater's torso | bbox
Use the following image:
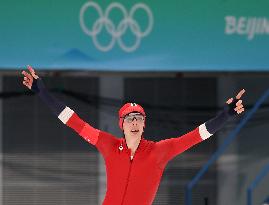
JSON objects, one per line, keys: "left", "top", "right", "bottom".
{"left": 65, "top": 112, "right": 203, "bottom": 205}
{"left": 95, "top": 128, "right": 202, "bottom": 205}
{"left": 98, "top": 136, "right": 163, "bottom": 205}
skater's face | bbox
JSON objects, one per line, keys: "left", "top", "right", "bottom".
{"left": 122, "top": 112, "right": 145, "bottom": 138}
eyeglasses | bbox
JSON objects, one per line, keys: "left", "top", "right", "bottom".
{"left": 123, "top": 114, "right": 145, "bottom": 123}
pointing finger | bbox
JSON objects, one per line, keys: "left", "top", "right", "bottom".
{"left": 27, "top": 65, "right": 35, "bottom": 75}
{"left": 27, "top": 65, "right": 39, "bottom": 79}
{"left": 236, "top": 89, "right": 246, "bottom": 99}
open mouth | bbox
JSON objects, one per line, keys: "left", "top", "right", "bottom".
{"left": 131, "top": 129, "right": 139, "bottom": 133}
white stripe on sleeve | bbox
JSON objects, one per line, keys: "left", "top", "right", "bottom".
{"left": 58, "top": 107, "right": 74, "bottom": 124}
{"left": 199, "top": 123, "right": 213, "bottom": 140}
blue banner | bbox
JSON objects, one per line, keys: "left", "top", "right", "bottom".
{"left": 0, "top": 0, "right": 269, "bottom": 71}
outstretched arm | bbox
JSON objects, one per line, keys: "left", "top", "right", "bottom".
{"left": 21, "top": 65, "right": 99, "bottom": 145}
{"left": 204, "top": 89, "right": 245, "bottom": 139}
{"left": 155, "top": 89, "right": 246, "bottom": 168}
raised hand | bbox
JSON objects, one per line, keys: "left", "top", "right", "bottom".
{"left": 226, "top": 89, "right": 245, "bottom": 114}
{"left": 21, "top": 65, "right": 39, "bottom": 90}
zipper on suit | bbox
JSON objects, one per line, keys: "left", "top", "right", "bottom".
{"left": 120, "top": 153, "right": 134, "bottom": 205}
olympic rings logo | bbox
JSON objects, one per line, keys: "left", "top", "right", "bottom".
{"left": 79, "top": 1, "right": 154, "bottom": 52}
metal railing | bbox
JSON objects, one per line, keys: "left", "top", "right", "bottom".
{"left": 247, "top": 164, "right": 269, "bottom": 205}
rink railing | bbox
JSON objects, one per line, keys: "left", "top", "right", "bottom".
{"left": 247, "top": 163, "right": 269, "bottom": 205}
{"left": 185, "top": 88, "right": 269, "bottom": 205}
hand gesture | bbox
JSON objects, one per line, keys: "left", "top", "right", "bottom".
{"left": 226, "top": 89, "right": 245, "bottom": 115}
{"left": 21, "top": 65, "right": 39, "bottom": 90}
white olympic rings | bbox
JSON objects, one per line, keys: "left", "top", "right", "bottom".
{"left": 79, "top": 1, "right": 154, "bottom": 52}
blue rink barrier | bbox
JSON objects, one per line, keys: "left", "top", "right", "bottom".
{"left": 247, "top": 164, "right": 269, "bottom": 205}
{"left": 262, "top": 196, "right": 269, "bottom": 205}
